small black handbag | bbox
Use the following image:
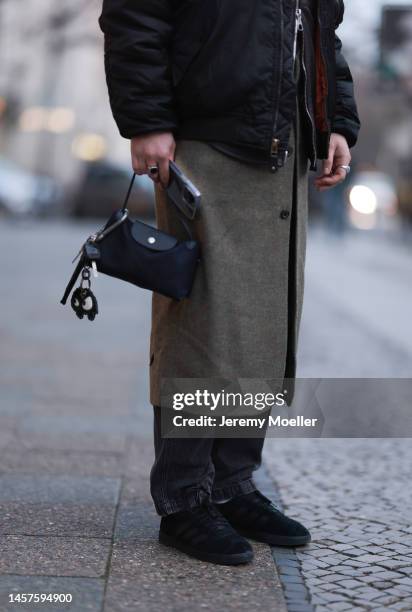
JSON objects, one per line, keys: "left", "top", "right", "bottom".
{"left": 60, "top": 173, "right": 200, "bottom": 320}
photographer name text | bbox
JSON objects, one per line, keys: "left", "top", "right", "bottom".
{"left": 173, "top": 415, "right": 318, "bottom": 429}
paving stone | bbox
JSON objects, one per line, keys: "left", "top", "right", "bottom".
{"left": 378, "top": 560, "right": 412, "bottom": 570}
{"left": 277, "top": 559, "right": 301, "bottom": 569}
{"left": 371, "top": 581, "right": 396, "bottom": 590}
{"left": 105, "top": 543, "right": 287, "bottom": 612}
{"left": 0, "top": 503, "right": 117, "bottom": 538}
{"left": 373, "top": 594, "right": 401, "bottom": 605}
{"left": 338, "top": 548, "right": 365, "bottom": 557}
{"left": 17, "top": 423, "right": 126, "bottom": 453}
{"left": 0, "top": 475, "right": 120, "bottom": 505}
{"left": 393, "top": 577, "right": 412, "bottom": 587}
{"left": 0, "top": 536, "right": 110, "bottom": 577}
{"left": 280, "top": 574, "right": 304, "bottom": 585}
{"left": 314, "top": 592, "right": 347, "bottom": 603}
{"left": 278, "top": 566, "right": 302, "bottom": 577}
{"left": 114, "top": 501, "right": 159, "bottom": 541}
{"left": 0, "top": 449, "right": 124, "bottom": 477}
{"left": 333, "top": 567, "right": 367, "bottom": 577}
{"left": 370, "top": 571, "right": 406, "bottom": 581}
{"left": 329, "top": 544, "right": 354, "bottom": 552}
{"left": 320, "top": 573, "right": 350, "bottom": 583}
{"left": 326, "top": 603, "right": 353, "bottom": 611}
{"left": 0, "top": 475, "right": 121, "bottom": 537}
{"left": 387, "top": 545, "right": 411, "bottom": 554}
{"left": 285, "top": 605, "right": 315, "bottom": 612}
{"left": 340, "top": 559, "right": 370, "bottom": 568}
{"left": 362, "top": 545, "right": 394, "bottom": 555}
{"left": 319, "top": 582, "right": 342, "bottom": 592}
{"left": 354, "top": 554, "right": 392, "bottom": 564}
{"left": 356, "top": 586, "right": 388, "bottom": 599}
{"left": 335, "top": 579, "right": 364, "bottom": 589}
{"left": 0, "top": 576, "right": 104, "bottom": 611}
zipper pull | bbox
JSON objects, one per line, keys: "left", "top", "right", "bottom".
{"left": 293, "top": 8, "right": 303, "bottom": 63}
{"left": 270, "top": 137, "right": 280, "bottom": 172}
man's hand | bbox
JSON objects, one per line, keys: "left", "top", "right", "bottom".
{"left": 314, "top": 133, "right": 351, "bottom": 192}
{"left": 131, "top": 131, "right": 176, "bottom": 189}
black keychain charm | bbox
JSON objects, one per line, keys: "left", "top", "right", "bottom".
{"left": 70, "top": 267, "right": 99, "bottom": 321}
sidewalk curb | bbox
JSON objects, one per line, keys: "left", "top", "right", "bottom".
{"left": 256, "top": 465, "right": 315, "bottom": 612}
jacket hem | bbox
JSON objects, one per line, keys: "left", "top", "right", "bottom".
{"left": 175, "top": 116, "right": 270, "bottom": 153}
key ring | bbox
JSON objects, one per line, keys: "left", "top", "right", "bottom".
{"left": 81, "top": 267, "right": 91, "bottom": 289}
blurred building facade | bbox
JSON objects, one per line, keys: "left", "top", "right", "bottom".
{"left": 0, "top": 0, "right": 129, "bottom": 201}
{"left": 0, "top": 0, "right": 411, "bottom": 219}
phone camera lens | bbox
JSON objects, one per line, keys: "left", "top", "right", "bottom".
{"left": 184, "top": 188, "right": 195, "bottom": 204}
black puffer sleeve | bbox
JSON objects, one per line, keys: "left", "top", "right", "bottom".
{"left": 99, "top": 0, "right": 178, "bottom": 139}
{"left": 332, "top": 2, "right": 361, "bottom": 148}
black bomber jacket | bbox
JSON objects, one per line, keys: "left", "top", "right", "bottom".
{"left": 99, "top": 0, "right": 361, "bottom": 172}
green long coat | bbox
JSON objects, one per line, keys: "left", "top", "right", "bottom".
{"left": 149, "top": 74, "right": 309, "bottom": 408}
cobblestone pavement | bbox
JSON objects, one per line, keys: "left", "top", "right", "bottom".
{"left": 264, "top": 439, "right": 412, "bottom": 612}
{"left": 0, "top": 218, "right": 286, "bottom": 612}
{"left": 263, "top": 227, "right": 412, "bottom": 612}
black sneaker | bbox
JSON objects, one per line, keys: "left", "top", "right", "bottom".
{"left": 219, "top": 491, "right": 311, "bottom": 547}
{"left": 159, "top": 502, "right": 254, "bottom": 565}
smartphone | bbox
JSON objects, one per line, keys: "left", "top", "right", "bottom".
{"left": 167, "top": 160, "right": 202, "bottom": 220}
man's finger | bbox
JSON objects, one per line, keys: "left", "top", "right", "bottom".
{"left": 132, "top": 157, "right": 147, "bottom": 176}
{"left": 322, "top": 144, "right": 336, "bottom": 176}
{"left": 158, "top": 157, "right": 170, "bottom": 188}
{"left": 315, "top": 167, "right": 347, "bottom": 190}
{"left": 145, "top": 159, "right": 161, "bottom": 183}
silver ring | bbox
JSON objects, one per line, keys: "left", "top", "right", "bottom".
{"left": 148, "top": 165, "right": 159, "bottom": 176}
{"left": 338, "top": 165, "right": 351, "bottom": 175}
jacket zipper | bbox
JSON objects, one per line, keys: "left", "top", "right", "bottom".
{"left": 317, "top": 7, "right": 330, "bottom": 138}
{"left": 293, "top": 6, "right": 303, "bottom": 63}
{"left": 294, "top": 4, "right": 317, "bottom": 165}
{"left": 270, "top": 0, "right": 284, "bottom": 171}
{"left": 271, "top": 2, "right": 316, "bottom": 170}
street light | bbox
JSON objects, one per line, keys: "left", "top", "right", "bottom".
{"left": 71, "top": 133, "right": 107, "bottom": 161}
{"left": 18, "top": 106, "right": 76, "bottom": 133}
{"left": 349, "top": 185, "right": 378, "bottom": 216}
{"left": 47, "top": 108, "right": 75, "bottom": 133}
{"left": 18, "top": 107, "right": 48, "bottom": 132}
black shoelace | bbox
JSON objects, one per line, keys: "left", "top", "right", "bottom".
{"left": 190, "top": 503, "right": 231, "bottom": 531}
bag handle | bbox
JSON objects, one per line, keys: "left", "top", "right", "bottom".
{"left": 60, "top": 171, "right": 195, "bottom": 306}
{"left": 121, "top": 173, "right": 137, "bottom": 213}
{"left": 122, "top": 172, "right": 194, "bottom": 240}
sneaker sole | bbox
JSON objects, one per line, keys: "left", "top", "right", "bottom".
{"left": 237, "top": 529, "right": 311, "bottom": 547}
{"left": 159, "top": 532, "right": 254, "bottom": 566}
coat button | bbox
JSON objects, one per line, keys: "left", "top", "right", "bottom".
{"left": 280, "top": 210, "right": 290, "bottom": 220}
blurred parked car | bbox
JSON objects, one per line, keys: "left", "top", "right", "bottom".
{"left": 347, "top": 170, "right": 399, "bottom": 230}
{"left": 397, "top": 158, "right": 412, "bottom": 224}
{"left": 69, "top": 161, "right": 154, "bottom": 218}
{"left": 0, "top": 158, "right": 59, "bottom": 216}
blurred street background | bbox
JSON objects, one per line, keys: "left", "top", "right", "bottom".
{"left": 0, "top": 0, "right": 412, "bottom": 227}
{"left": 1, "top": 1, "right": 412, "bottom": 612}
